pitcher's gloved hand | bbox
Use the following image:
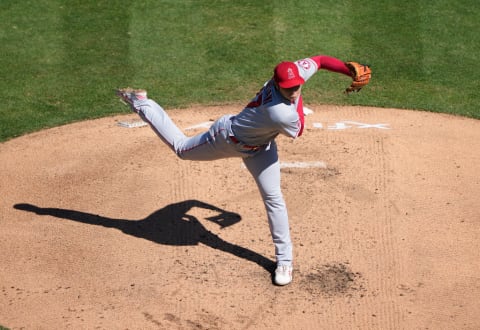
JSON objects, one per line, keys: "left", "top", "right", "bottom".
{"left": 345, "top": 62, "right": 371, "bottom": 93}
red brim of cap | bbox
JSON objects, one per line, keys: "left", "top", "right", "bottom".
{"left": 278, "top": 77, "right": 305, "bottom": 89}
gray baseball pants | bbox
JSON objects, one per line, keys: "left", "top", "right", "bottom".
{"left": 134, "top": 98, "right": 293, "bottom": 266}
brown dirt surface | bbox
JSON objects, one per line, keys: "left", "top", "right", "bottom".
{"left": 1, "top": 105, "right": 479, "bottom": 329}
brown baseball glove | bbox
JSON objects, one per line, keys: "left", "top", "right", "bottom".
{"left": 345, "top": 62, "right": 371, "bottom": 93}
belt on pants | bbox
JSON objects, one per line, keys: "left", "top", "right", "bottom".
{"left": 229, "top": 136, "right": 262, "bottom": 151}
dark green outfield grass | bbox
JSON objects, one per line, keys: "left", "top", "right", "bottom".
{"left": 0, "top": 0, "right": 478, "bottom": 141}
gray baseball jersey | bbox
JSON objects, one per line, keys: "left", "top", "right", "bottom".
{"left": 229, "top": 57, "right": 318, "bottom": 146}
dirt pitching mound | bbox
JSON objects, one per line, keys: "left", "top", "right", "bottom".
{"left": 1, "top": 105, "right": 479, "bottom": 329}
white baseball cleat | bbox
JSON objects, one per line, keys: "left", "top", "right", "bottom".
{"left": 274, "top": 264, "right": 293, "bottom": 286}
{"left": 116, "top": 87, "right": 147, "bottom": 113}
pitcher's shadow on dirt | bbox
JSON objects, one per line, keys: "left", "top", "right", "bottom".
{"left": 14, "top": 200, "right": 275, "bottom": 273}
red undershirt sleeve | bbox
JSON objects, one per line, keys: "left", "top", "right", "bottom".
{"left": 310, "top": 55, "right": 352, "bottom": 77}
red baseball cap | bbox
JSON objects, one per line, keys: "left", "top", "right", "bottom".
{"left": 273, "top": 61, "right": 305, "bottom": 88}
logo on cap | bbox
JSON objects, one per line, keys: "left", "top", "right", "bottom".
{"left": 287, "top": 68, "right": 295, "bottom": 80}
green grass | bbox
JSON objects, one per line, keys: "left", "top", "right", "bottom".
{"left": 0, "top": 0, "right": 478, "bottom": 142}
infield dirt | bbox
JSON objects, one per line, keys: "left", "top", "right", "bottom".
{"left": 1, "top": 105, "right": 479, "bottom": 329}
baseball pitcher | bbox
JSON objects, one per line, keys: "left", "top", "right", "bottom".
{"left": 116, "top": 55, "right": 371, "bottom": 285}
